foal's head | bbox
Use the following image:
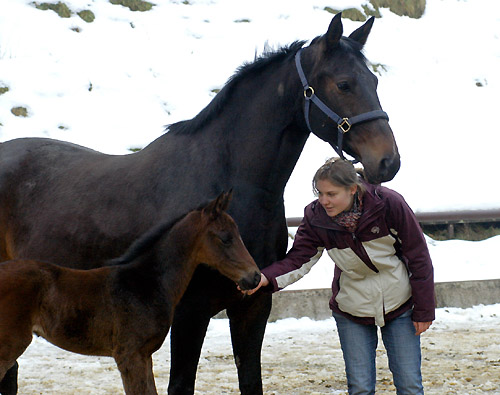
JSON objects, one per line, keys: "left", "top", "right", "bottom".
{"left": 190, "top": 191, "right": 261, "bottom": 290}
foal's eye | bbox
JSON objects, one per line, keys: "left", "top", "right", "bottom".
{"left": 337, "top": 81, "right": 350, "bottom": 92}
{"left": 218, "top": 233, "right": 233, "bottom": 246}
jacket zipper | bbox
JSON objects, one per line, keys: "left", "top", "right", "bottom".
{"left": 351, "top": 231, "right": 379, "bottom": 273}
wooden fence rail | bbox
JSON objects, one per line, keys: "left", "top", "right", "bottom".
{"left": 286, "top": 209, "right": 500, "bottom": 227}
{"left": 286, "top": 209, "right": 500, "bottom": 239}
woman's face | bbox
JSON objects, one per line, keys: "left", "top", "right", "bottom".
{"left": 316, "top": 179, "right": 357, "bottom": 218}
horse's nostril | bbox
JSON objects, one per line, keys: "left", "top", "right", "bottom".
{"left": 378, "top": 154, "right": 400, "bottom": 182}
{"left": 252, "top": 271, "right": 261, "bottom": 287}
{"left": 379, "top": 157, "right": 391, "bottom": 172}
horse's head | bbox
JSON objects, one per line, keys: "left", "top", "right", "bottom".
{"left": 298, "top": 13, "right": 400, "bottom": 184}
{"left": 196, "top": 191, "right": 261, "bottom": 290}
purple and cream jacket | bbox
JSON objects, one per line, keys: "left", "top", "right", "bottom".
{"left": 262, "top": 181, "right": 435, "bottom": 327}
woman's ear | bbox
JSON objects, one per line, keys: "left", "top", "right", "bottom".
{"left": 350, "top": 185, "right": 358, "bottom": 195}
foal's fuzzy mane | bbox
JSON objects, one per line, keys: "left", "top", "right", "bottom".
{"left": 167, "top": 40, "right": 306, "bottom": 136}
{"left": 107, "top": 200, "right": 210, "bottom": 266}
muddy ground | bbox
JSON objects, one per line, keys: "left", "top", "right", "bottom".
{"left": 16, "top": 306, "right": 500, "bottom": 394}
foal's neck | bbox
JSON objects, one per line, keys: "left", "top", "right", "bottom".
{"left": 135, "top": 218, "right": 202, "bottom": 307}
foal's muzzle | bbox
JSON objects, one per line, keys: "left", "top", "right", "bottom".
{"left": 238, "top": 271, "right": 261, "bottom": 291}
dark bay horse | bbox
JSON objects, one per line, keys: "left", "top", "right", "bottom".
{"left": 0, "top": 14, "right": 400, "bottom": 394}
{"left": 0, "top": 192, "right": 260, "bottom": 395}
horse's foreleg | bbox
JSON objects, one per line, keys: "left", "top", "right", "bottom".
{"left": 227, "top": 291, "right": 272, "bottom": 395}
{"left": 168, "top": 267, "right": 226, "bottom": 395}
{"left": 167, "top": 303, "right": 211, "bottom": 395}
{"left": 0, "top": 361, "right": 18, "bottom": 395}
{"left": 115, "top": 353, "right": 157, "bottom": 395}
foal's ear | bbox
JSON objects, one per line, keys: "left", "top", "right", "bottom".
{"left": 348, "top": 16, "right": 375, "bottom": 47}
{"left": 203, "top": 190, "right": 233, "bottom": 220}
{"left": 219, "top": 189, "right": 233, "bottom": 212}
{"left": 325, "top": 13, "right": 343, "bottom": 51}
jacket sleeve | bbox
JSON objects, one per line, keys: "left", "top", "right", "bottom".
{"left": 383, "top": 188, "right": 436, "bottom": 323}
{"left": 261, "top": 205, "right": 325, "bottom": 292}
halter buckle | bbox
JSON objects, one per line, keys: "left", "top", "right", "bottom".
{"left": 338, "top": 118, "right": 351, "bottom": 133}
{"left": 304, "top": 86, "right": 314, "bottom": 99}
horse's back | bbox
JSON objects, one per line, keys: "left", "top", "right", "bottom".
{"left": 0, "top": 137, "right": 101, "bottom": 163}
{"left": 0, "top": 137, "right": 133, "bottom": 265}
{"left": 0, "top": 137, "right": 104, "bottom": 192}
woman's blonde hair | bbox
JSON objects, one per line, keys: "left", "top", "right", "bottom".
{"left": 312, "top": 158, "right": 366, "bottom": 196}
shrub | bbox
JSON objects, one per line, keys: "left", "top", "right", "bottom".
{"left": 109, "top": 0, "right": 155, "bottom": 12}
{"left": 11, "top": 107, "right": 29, "bottom": 117}
{"left": 369, "top": 0, "right": 426, "bottom": 19}
{"left": 325, "top": 0, "right": 426, "bottom": 21}
{"left": 77, "top": 10, "right": 95, "bottom": 23}
{"left": 33, "top": 2, "right": 72, "bottom": 18}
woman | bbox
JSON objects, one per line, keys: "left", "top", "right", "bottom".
{"left": 245, "top": 158, "right": 435, "bottom": 394}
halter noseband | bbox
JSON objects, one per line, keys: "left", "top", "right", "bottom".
{"left": 295, "top": 48, "right": 389, "bottom": 161}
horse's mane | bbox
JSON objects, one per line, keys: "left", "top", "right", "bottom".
{"left": 107, "top": 200, "right": 210, "bottom": 266}
{"left": 167, "top": 40, "right": 307, "bottom": 135}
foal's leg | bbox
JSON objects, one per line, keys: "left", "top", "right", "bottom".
{"left": 0, "top": 362, "right": 18, "bottom": 395}
{"left": 0, "top": 328, "right": 32, "bottom": 395}
{"left": 226, "top": 291, "right": 272, "bottom": 395}
{"left": 115, "top": 353, "right": 157, "bottom": 395}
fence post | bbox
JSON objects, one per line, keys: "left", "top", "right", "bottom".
{"left": 447, "top": 224, "right": 454, "bottom": 239}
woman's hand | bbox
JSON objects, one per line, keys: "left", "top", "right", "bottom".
{"left": 239, "top": 273, "right": 269, "bottom": 295}
{"left": 413, "top": 321, "right": 432, "bottom": 336}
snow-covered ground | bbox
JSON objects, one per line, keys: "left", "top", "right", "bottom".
{"left": 16, "top": 303, "right": 500, "bottom": 394}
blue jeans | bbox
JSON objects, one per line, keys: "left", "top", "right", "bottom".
{"left": 333, "top": 310, "right": 423, "bottom": 395}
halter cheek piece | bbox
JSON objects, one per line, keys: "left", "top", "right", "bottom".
{"left": 295, "top": 48, "right": 389, "bottom": 161}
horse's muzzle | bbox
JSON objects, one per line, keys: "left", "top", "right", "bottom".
{"left": 378, "top": 153, "right": 401, "bottom": 183}
{"left": 364, "top": 152, "right": 401, "bottom": 184}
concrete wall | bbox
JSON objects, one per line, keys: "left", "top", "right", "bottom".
{"left": 216, "top": 279, "right": 500, "bottom": 322}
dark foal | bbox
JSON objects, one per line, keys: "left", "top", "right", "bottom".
{"left": 0, "top": 192, "right": 260, "bottom": 395}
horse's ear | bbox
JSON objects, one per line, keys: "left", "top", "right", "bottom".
{"left": 348, "top": 16, "right": 375, "bottom": 47}
{"left": 325, "top": 13, "right": 343, "bottom": 51}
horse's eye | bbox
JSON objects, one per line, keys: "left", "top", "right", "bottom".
{"left": 337, "top": 81, "right": 350, "bottom": 92}
{"left": 218, "top": 233, "right": 233, "bottom": 246}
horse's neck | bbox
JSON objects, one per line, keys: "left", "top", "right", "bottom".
{"left": 148, "top": 59, "right": 309, "bottom": 197}
{"left": 221, "top": 66, "right": 309, "bottom": 192}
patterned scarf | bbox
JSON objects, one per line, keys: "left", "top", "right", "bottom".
{"left": 331, "top": 193, "right": 363, "bottom": 233}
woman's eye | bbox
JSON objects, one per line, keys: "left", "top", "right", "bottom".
{"left": 337, "top": 81, "right": 350, "bottom": 92}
